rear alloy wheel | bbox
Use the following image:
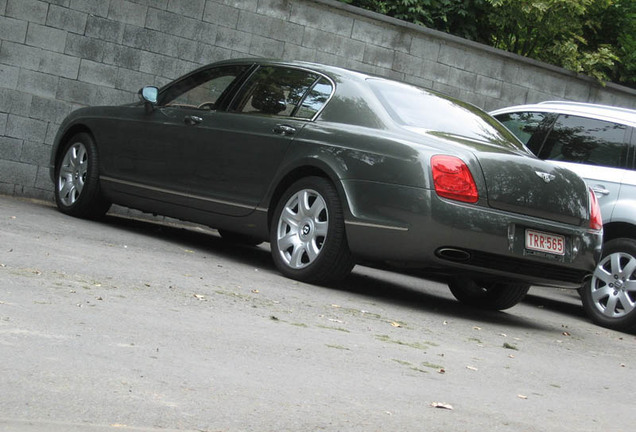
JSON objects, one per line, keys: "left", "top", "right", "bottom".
{"left": 55, "top": 132, "right": 110, "bottom": 219}
{"left": 270, "top": 176, "right": 354, "bottom": 284}
{"left": 448, "top": 277, "right": 530, "bottom": 310}
{"left": 581, "top": 238, "right": 636, "bottom": 332}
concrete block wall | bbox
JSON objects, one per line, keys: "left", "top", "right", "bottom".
{"left": 1, "top": 0, "right": 635, "bottom": 201}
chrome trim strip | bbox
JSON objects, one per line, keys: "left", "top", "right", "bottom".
{"left": 345, "top": 220, "right": 409, "bottom": 232}
{"left": 101, "top": 176, "right": 255, "bottom": 210}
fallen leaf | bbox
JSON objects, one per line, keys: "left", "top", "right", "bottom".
{"left": 562, "top": 331, "right": 571, "bottom": 336}
{"left": 518, "top": 394, "right": 528, "bottom": 399}
{"left": 438, "top": 368, "right": 446, "bottom": 374}
{"left": 503, "top": 342, "right": 518, "bottom": 350}
{"left": 270, "top": 315, "right": 279, "bottom": 321}
{"left": 431, "top": 402, "right": 454, "bottom": 410}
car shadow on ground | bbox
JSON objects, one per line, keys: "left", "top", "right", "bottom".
{"left": 95, "top": 210, "right": 579, "bottom": 332}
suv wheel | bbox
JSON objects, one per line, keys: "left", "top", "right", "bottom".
{"left": 581, "top": 238, "right": 636, "bottom": 332}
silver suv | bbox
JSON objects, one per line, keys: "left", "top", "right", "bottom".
{"left": 491, "top": 101, "right": 636, "bottom": 332}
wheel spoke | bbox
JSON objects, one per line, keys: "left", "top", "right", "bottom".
{"left": 314, "top": 220, "right": 328, "bottom": 238}
{"left": 281, "top": 206, "right": 300, "bottom": 228}
{"left": 308, "top": 196, "right": 326, "bottom": 220}
{"left": 59, "top": 164, "right": 73, "bottom": 178}
{"left": 592, "top": 266, "right": 614, "bottom": 285}
{"left": 277, "top": 232, "right": 297, "bottom": 252}
{"left": 617, "top": 291, "right": 635, "bottom": 314}
{"left": 621, "top": 256, "right": 636, "bottom": 278}
{"left": 610, "top": 253, "right": 623, "bottom": 274}
{"left": 624, "top": 280, "right": 636, "bottom": 293}
{"left": 306, "top": 240, "right": 321, "bottom": 262}
{"left": 591, "top": 285, "right": 612, "bottom": 303}
{"left": 290, "top": 243, "right": 307, "bottom": 267}
{"left": 298, "top": 190, "right": 312, "bottom": 217}
{"left": 603, "top": 294, "right": 619, "bottom": 317}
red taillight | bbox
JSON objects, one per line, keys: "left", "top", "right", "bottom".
{"left": 589, "top": 188, "right": 603, "bottom": 231}
{"left": 431, "top": 155, "right": 479, "bottom": 203}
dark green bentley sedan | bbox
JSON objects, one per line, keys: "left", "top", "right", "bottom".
{"left": 49, "top": 59, "right": 603, "bottom": 311}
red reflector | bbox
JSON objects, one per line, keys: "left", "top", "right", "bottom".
{"left": 431, "top": 155, "right": 479, "bottom": 203}
{"left": 589, "top": 188, "right": 603, "bottom": 231}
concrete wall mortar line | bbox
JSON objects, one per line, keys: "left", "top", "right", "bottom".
{"left": 0, "top": 0, "right": 635, "bottom": 201}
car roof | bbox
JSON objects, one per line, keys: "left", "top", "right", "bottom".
{"left": 490, "top": 101, "right": 636, "bottom": 128}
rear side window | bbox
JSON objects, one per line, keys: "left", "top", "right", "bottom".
{"left": 539, "top": 115, "right": 628, "bottom": 168}
{"left": 232, "top": 66, "right": 332, "bottom": 118}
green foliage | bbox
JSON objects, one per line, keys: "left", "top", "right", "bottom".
{"left": 338, "top": 0, "right": 635, "bottom": 88}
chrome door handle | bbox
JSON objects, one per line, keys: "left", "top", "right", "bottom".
{"left": 591, "top": 186, "right": 610, "bottom": 196}
{"left": 273, "top": 124, "right": 296, "bottom": 136}
{"left": 184, "top": 115, "right": 202, "bottom": 126}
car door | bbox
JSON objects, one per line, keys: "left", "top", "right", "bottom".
{"left": 100, "top": 64, "right": 251, "bottom": 207}
{"left": 184, "top": 65, "right": 333, "bottom": 216}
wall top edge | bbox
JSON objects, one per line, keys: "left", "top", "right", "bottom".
{"left": 312, "top": 0, "right": 636, "bottom": 97}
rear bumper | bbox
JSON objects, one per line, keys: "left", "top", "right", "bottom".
{"left": 342, "top": 180, "right": 602, "bottom": 288}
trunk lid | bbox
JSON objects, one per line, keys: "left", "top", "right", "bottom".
{"left": 477, "top": 153, "right": 589, "bottom": 226}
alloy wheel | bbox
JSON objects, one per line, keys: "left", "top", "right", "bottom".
{"left": 275, "top": 188, "right": 328, "bottom": 269}
{"left": 589, "top": 252, "right": 636, "bottom": 318}
{"left": 57, "top": 142, "right": 88, "bottom": 207}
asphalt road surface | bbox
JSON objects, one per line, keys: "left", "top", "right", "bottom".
{"left": 1, "top": 195, "right": 634, "bottom": 432}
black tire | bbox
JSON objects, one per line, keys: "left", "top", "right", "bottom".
{"left": 581, "top": 238, "right": 636, "bottom": 332}
{"left": 448, "top": 276, "right": 530, "bottom": 310}
{"left": 270, "top": 176, "right": 354, "bottom": 284}
{"left": 54, "top": 132, "right": 111, "bottom": 219}
{"left": 217, "top": 229, "right": 263, "bottom": 247}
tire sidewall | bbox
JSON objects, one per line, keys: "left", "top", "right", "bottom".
{"left": 581, "top": 237, "right": 636, "bottom": 332}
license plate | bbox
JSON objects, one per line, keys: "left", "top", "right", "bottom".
{"left": 525, "top": 229, "right": 565, "bottom": 256}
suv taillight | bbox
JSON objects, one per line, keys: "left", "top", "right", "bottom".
{"left": 431, "top": 155, "right": 479, "bottom": 203}
{"left": 589, "top": 188, "right": 602, "bottom": 231}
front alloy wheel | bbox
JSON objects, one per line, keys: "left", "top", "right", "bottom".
{"left": 270, "top": 177, "right": 354, "bottom": 284}
{"left": 55, "top": 132, "right": 110, "bottom": 219}
{"left": 58, "top": 141, "right": 88, "bottom": 207}
{"left": 581, "top": 238, "right": 636, "bottom": 332}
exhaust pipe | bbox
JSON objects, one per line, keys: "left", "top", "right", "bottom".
{"left": 436, "top": 247, "right": 472, "bottom": 262}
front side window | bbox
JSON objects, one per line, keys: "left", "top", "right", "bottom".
{"left": 159, "top": 65, "right": 248, "bottom": 110}
{"left": 232, "top": 66, "right": 331, "bottom": 118}
{"left": 539, "top": 115, "right": 628, "bottom": 168}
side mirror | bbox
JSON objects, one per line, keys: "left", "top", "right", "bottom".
{"left": 138, "top": 86, "right": 158, "bottom": 111}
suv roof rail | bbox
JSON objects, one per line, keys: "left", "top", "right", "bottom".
{"left": 538, "top": 100, "right": 636, "bottom": 115}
